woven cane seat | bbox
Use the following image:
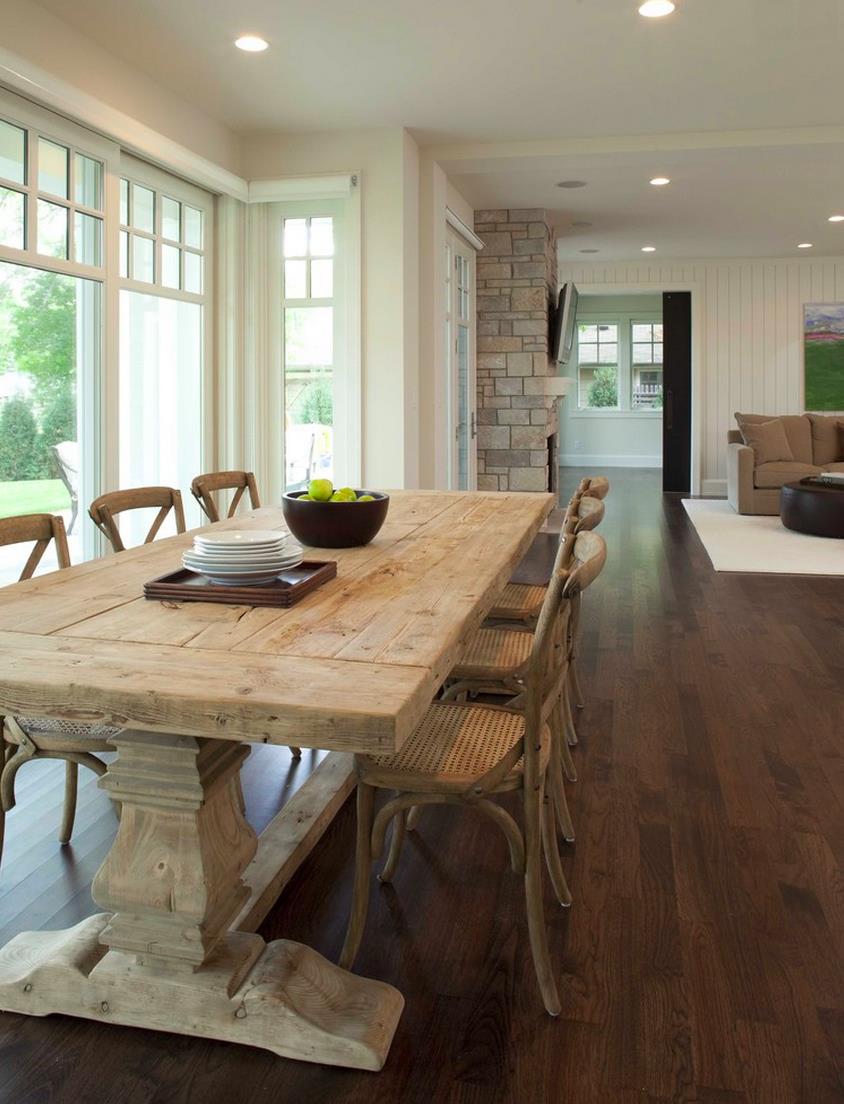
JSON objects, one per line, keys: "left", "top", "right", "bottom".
{"left": 488, "top": 582, "right": 547, "bottom": 622}
{"left": 359, "top": 701, "right": 549, "bottom": 793}
{"left": 451, "top": 626, "right": 533, "bottom": 680}
{"left": 6, "top": 716, "right": 119, "bottom": 753}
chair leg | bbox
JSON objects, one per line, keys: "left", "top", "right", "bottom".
{"left": 290, "top": 746, "right": 302, "bottom": 759}
{"left": 406, "top": 805, "right": 422, "bottom": 831}
{"left": 541, "top": 789, "right": 572, "bottom": 908}
{"left": 553, "top": 696, "right": 577, "bottom": 783}
{"left": 0, "top": 742, "right": 9, "bottom": 869}
{"left": 548, "top": 737, "right": 576, "bottom": 843}
{"left": 339, "top": 782, "right": 376, "bottom": 971}
{"left": 378, "top": 809, "right": 407, "bottom": 883}
{"left": 524, "top": 779, "right": 561, "bottom": 1016}
{"left": 569, "top": 662, "right": 585, "bottom": 710}
{"left": 58, "top": 760, "right": 79, "bottom": 845}
{"left": 564, "top": 691, "right": 578, "bottom": 747}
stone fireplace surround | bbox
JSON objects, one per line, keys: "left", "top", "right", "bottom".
{"left": 474, "top": 208, "right": 559, "bottom": 493}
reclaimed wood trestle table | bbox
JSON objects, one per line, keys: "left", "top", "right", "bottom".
{"left": 0, "top": 490, "right": 553, "bottom": 1070}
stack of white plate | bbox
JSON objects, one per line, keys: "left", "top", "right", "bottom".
{"left": 182, "top": 530, "right": 303, "bottom": 586}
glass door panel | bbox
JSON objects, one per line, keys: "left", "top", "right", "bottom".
{"left": 0, "top": 259, "right": 100, "bottom": 581}
{"left": 119, "top": 290, "right": 203, "bottom": 545}
{"left": 447, "top": 234, "right": 476, "bottom": 490}
{"left": 282, "top": 215, "right": 335, "bottom": 489}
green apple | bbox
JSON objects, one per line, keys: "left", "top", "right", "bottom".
{"left": 330, "top": 489, "right": 356, "bottom": 501}
{"left": 358, "top": 494, "right": 375, "bottom": 502}
{"left": 337, "top": 487, "right": 358, "bottom": 500}
{"left": 298, "top": 494, "right": 314, "bottom": 501}
{"left": 308, "top": 478, "right": 333, "bottom": 502}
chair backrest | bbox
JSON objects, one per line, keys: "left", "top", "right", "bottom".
{"left": 88, "top": 486, "right": 186, "bottom": 552}
{"left": 563, "top": 531, "right": 607, "bottom": 599}
{"left": 574, "top": 495, "right": 605, "bottom": 533}
{"left": 0, "top": 513, "right": 70, "bottom": 581}
{"left": 585, "top": 475, "right": 610, "bottom": 500}
{"left": 191, "top": 470, "right": 261, "bottom": 523}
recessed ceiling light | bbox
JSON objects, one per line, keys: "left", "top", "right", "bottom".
{"left": 557, "top": 180, "right": 587, "bottom": 189}
{"left": 235, "top": 34, "right": 268, "bottom": 51}
{"left": 571, "top": 220, "right": 593, "bottom": 228}
{"left": 641, "top": 246, "right": 656, "bottom": 252}
{"left": 828, "top": 214, "right": 844, "bottom": 222}
{"left": 650, "top": 177, "right": 671, "bottom": 186}
{"left": 579, "top": 249, "right": 600, "bottom": 254}
{"left": 798, "top": 243, "right": 813, "bottom": 249}
{"left": 639, "top": 1, "right": 676, "bottom": 16}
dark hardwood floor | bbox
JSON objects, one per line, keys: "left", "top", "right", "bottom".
{"left": 1, "top": 468, "right": 842, "bottom": 1103}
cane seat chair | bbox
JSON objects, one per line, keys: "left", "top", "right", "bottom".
{"left": 89, "top": 486, "right": 186, "bottom": 553}
{"left": 339, "top": 567, "right": 575, "bottom": 1015}
{"left": 0, "top": 514, "right": 120, "bottom": 869}
{"left": 190, "top": 470, "right": 261, "bottom": 523}
{"left": 487, "top": 493, "right": 604, "bottom": 625}
{"left": 443, "top": 532, "right": 607, "bottom": 840}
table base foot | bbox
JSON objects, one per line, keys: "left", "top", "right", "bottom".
{"left": 0, "top": 914, "right": 404, "bottom": 1071}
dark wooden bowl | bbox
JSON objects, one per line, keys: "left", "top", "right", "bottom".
{"left": 281, "top": 491, "right": 390, "bottom": 548}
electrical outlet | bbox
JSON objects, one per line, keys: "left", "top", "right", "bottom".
{"left": 574, "top": 440, "right": 582, "bottom": 451}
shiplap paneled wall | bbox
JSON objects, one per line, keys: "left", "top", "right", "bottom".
{"left": 557, "top": 256, "right": 844, "bottom": 493}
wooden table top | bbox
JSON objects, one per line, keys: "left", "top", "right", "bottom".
{"left": 0, "top": 491, "right": 553, "bottom": 754}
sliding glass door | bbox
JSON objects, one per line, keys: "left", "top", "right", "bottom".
{"left": 117, "top": 156, "right": 212, "bottom": 542}
{"left": 0, "top": 99, "right": 110, "bottom": 580}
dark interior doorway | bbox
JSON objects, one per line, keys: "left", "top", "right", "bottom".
{"left": 662, "top": 290, "right": 692, "bottom": 493}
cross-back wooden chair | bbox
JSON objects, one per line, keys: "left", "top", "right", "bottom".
{"left": 190, "top": 470, "right": 261, "bottom": 524}
{"left": 584, "top": 475, "right": 610, "bottom": 501}
{"left": 0, "top": 514, "right": 120, "bottom": 870}
{"left": 487, "top": 489, "right": 605, "bottom": 627}
{"left": 88, "top": 486, "right": 186, "bottom": 553}
{"left": 439, "top": 530, "right": 607, "bottom": 844}
{"left": 339, "top": 565, "right": 576, "bottom": 1015}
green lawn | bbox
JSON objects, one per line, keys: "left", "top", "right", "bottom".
{"left": 0, "top": 478, "right": 70, "bottom": 518}
{"left": 805, "top": 340, "right": 844, "bottom": 409}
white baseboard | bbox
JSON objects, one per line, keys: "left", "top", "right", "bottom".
{"left": 701, "top": 478, "right": 727, "bottom": 497}
{"left": 559, "top": 454, "right": 662, "bottom": 469}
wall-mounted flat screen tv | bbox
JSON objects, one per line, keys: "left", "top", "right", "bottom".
{"left": 551, "top": 282, "right": 579, "bottom": 364}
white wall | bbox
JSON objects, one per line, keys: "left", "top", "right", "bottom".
{"left": 559, "top": 293, "right": 662, "bottom": 468}
{"left": 243, "top": 127, "right": 420, "bottom": 488}
{"left": 2, "top": 0, "right": 241, "bottom": 174}
{"left": 558, "top": 255, "right": 844, "bottom": 493}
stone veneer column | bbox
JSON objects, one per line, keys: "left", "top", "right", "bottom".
{"left": 474, "top": 208, "right": 558, "bottom": 492}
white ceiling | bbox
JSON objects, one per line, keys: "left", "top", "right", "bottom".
{"left": 34, "top": 0, "right": 844, "bottom": 141}
{"left": 451, "top": 143, "right": 844, "bottom": 259}
{"left": 31, "top": 0, "right": 844, "bottom": 259}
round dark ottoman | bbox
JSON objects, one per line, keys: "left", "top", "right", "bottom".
{"left": 780, "top": 480, "right": 844, "bottom": 538}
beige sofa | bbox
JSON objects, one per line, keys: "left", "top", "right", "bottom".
{"left": 727, "top": 412, "right": 844, "bottom": 515}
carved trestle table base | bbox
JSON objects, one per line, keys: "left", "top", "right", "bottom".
{"left": 0, "top": 732, "right": 401, "bottom": 1069}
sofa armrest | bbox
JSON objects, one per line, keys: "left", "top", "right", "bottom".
{"left": 727, "top": 442, "right": 756, "bottom": 513}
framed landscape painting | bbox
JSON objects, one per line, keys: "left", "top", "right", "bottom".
{"left": 804, "top": 303, "right": 844, "bottom": 409}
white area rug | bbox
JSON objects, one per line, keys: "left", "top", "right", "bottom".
{"left": 682, "top": 499, "right": 844, "bottom": 576}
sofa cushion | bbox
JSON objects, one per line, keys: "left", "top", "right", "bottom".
{"left": 735, "top": 412, "right": 813, "bottom": 464}
{"left": 823, "top": 462, "right": 844, "bottom": 473}
{"left": 806, "top": 413, "right": 844, "bottom": 465}
{"left": 754, "top": 461, "right": 822, "bottom": 489}
{"left": 738, "top": 418, "right": 794, "bottom": 464}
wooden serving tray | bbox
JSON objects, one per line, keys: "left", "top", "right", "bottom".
{"left": 143, "top": 560, "right": 337, "bottom": 608}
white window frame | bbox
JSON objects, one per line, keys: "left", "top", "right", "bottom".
{"left": 270, "top": 194, "right": 360, "bottom": 497}
{"left": 116, "top": 152, "right": 215, "bottom": 491}
{"left": 445, "top": 226, "right": 477, "bottom": 490}
{"left": 574, "top": 309, "right": 663, "bottom": 418}
{"left": 0, "top": 88, "right": 119, "bottom": 557}
{"left": 0, "top": 89, "right": 217, "bottom": 557}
